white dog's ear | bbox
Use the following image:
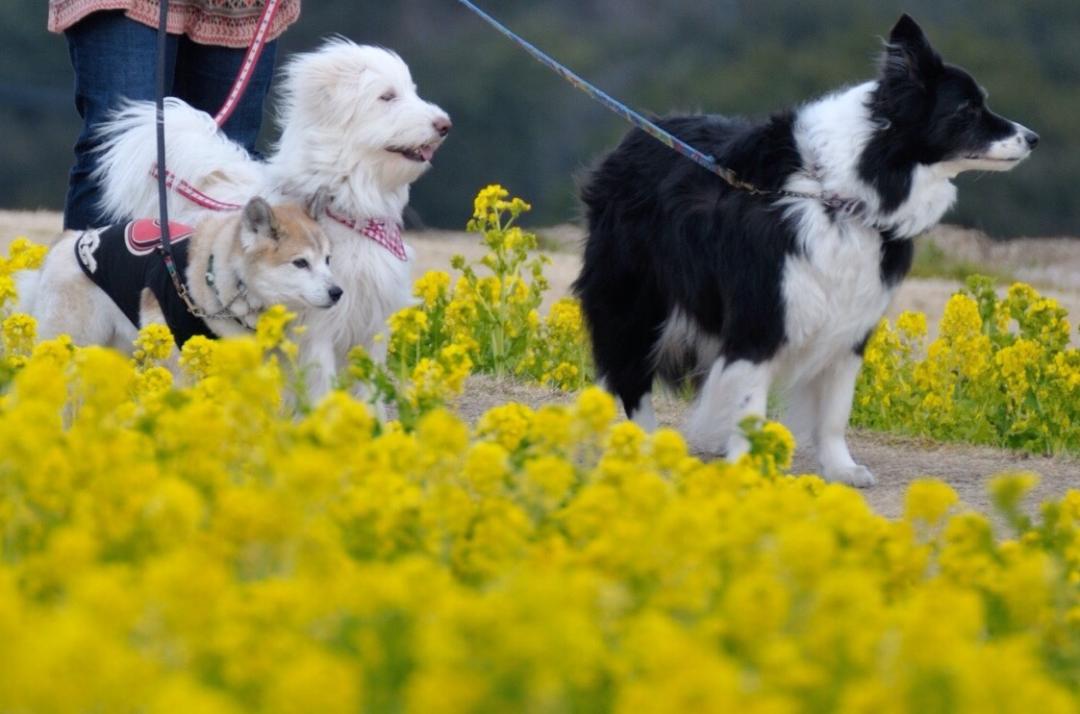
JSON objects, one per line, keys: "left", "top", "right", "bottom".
{"left": 241, "top": 197, "right": 279, "bottom": 248}
{"left": 280, "top": 40, "right": 421, "bottom": 133}
{"left": 305, "top": 187, "right": 333, "bottom": 220}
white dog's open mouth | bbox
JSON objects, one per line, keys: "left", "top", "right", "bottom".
{"left": 388, "top": 143, "right": 439, "bottom": 163}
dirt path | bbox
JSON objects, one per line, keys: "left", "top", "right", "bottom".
{"left": 432, "top": 225, "right": 1080, "bottom": 520}
{"left": 456, "top": 375, "right": 1080, "bottom": 521}
{"left": 4, "top": 211, "right": 1079, "bottom": 519}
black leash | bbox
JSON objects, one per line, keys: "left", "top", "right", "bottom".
{"left": 154, "top": 0, "right": 178, "bottom": 290}
{"left": 153, "top": 0, "right": 258, "bottom": 329}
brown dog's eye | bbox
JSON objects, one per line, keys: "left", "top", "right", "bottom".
{"left": 293, "top": 259, "right": 310, "bottom": 269}
{"left": 380, "top": 91, "right": 397, "bottom": 102}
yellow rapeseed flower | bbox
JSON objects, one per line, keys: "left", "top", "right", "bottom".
{"left": 575, "top": 387, "right": 617, "bottom": 436}
{"left": 0, "top": 204, "right": 1078, "bottom": 714}
{"left": 904, "top": 479, "right": 959, "bottom": 525}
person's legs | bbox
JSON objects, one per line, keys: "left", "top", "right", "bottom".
{"left": 63, "top": 11, "right": 178, "bottom": 230}
{"left": 174, "top": 37, "right": 278, "bottom": 156}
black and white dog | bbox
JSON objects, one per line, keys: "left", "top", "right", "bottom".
{"left": 573, "top": 15, "right": 1037, "bottom": 486}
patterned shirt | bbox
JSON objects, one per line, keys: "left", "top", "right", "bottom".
{"left": 48, "top": 0, "right": 301, "bottom": 48}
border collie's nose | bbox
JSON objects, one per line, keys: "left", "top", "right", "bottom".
{"left": 434, "top": 117, "right": 452, "bottom": 138}
{"left": 1024, "top": 130, "right": 1040, "bottom": 149}
{"left": 329, "top": 286, "right": 344, "bottom": 304}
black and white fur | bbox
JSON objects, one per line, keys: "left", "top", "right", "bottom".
{"left": 573, "top": 15, "right": 1038, "bottom": 486}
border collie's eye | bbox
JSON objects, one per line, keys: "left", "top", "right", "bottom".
{"left": 956, "top": 102, "right": 980, "bottom": 117}
{"left": 380, "top": 91, "right": 397, "bottom": 102}
{"left": 292, "top": 258, "right": 310, "bottom": 269}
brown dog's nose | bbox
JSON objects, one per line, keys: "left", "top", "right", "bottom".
{"left": 434, "top": 117, "right": 452, "bottom": 138}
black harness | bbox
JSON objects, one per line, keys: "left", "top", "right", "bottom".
{"left": 74, "top": 221, "right": 216, "bottom": 347}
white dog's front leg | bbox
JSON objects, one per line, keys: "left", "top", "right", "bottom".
{"left": 684, "top": 358, "right": 771, "bottom": 460}
{"left": 811, "top": 353, "right": 875, "bottom": 487}
{"left": 349, "top": 337, "right": 389, "bottom": 422}
{"left": 302, "top": 341, "right": 337, "bottom": 404}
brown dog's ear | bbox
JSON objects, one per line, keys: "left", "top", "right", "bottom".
{"left": 305, "top": 187, "right": 333, "bottom": 220}
{"left": 242, "top": 197, "right": 279, "bottom": 244}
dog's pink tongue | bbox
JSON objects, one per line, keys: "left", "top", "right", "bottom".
{"left": 420, "top": 145, "right": 437, "bottom": 162}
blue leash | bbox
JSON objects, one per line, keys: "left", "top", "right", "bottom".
{"left": 453, "top": 0, "right": 863, "bottom": 214}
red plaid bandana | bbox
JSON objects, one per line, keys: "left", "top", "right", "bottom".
{"left": 326, "top": 208, "right": 408, "bottom": 262}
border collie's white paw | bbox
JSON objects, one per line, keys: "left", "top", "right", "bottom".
{"left": 825, "top": 464, "right": 876, "bottom": 488}
{"left": 685, "top": 437, "right": 724, "bottom": 459}
{"left": 683, "top": 421, "right": 722, "bottom": 457}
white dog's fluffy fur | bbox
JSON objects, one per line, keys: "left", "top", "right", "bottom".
{"left": 94, "top": 39, "right": 450, "bottom": 397}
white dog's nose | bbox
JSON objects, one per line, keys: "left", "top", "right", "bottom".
{"left": 434, "top": 116, "right": 452, "bottom": 138}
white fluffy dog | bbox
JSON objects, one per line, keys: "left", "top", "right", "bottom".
{"left": 94, "top": 39, "right": 451, "bottom": 397}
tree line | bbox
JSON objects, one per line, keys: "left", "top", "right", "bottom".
{"left": 1, "top": 0, "right": 1077, "bottom": 236}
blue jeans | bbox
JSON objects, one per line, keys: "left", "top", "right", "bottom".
{"left": 63, "top": 11, "right": 278, "bottom": 230}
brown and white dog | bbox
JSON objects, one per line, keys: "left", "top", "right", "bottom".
{"left": 19, "top": 198, "right": 341, "bottom": 353}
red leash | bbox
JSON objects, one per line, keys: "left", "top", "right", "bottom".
{"left": 153, "top": 0, "right": 282, "bottom": 208}
{"left": 213, "top": 0, "right": 283, "bottom": 127}
{"left": 154, "top": 162, "right": 409, "bottom": 262}
{"left": 153, "top": 1, "right": 409, "bottom": 262}
{"left": 151, "top": 166, "right": 244, "bottom": 211}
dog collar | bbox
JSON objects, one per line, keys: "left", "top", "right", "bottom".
{"left": 325, "top": 208, "right": 408, "bottom": 262}
{"left": 205, "top": 254, "right": 259, "bottom": 331}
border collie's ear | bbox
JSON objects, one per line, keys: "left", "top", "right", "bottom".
{"left": 305, "top": 187, "right": 332, "bottom": 220}
{"left": 889, "top": 14, "right": 928, "bottom": 46}
{"left": 883, "top": 14, "right": 942, "bottom": 86}
{"left": 242, "top": 197, "right": 279, "bottom": 246}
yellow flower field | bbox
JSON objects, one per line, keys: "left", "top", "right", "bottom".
{"left": 854, "top": 276, "right": 1080, "bottom": 453}
{"left": 1, "top": 190, "right": 1079, "bottom": 712}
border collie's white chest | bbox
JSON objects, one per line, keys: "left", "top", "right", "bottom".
{"left": 778, "top": 217, "right": 896, "bottom": 387}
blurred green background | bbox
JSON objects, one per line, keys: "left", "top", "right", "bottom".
{"left": 1, "top": 0, "right": 1077, "bottom": 236}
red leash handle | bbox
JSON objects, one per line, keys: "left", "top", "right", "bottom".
{"left": 213, "top": 0, "right": 284, "bottom": 127}
{"left": 151, "top": 0, "right": 283, "bottom": 212}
